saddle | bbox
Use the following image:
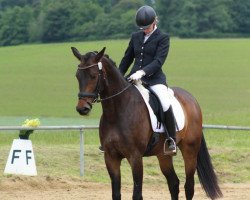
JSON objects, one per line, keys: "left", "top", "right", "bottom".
{"left": 133, "top": 81, "right": 185, "bottom": 155}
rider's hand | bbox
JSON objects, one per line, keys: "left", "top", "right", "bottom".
{"left": 128, "top": 70, "right": 145, "bottom": 82}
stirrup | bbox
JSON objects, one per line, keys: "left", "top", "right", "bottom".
{"left": 164, "top": 138, "right": 177, "bottom": 156}
{"left": 99, "top": 146, "right": 104, "bottom": 153}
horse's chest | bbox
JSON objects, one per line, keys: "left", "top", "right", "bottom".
{"left": 100, "top": 125, "right": 124, "bottom": 143}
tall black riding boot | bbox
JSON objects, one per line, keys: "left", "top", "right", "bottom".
{"left": 164, "top": 106, "right": 177, "bottom": 155}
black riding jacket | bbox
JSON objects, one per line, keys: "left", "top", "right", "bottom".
{"left": 119, "top": 28, "right": 170, "bottom": 86}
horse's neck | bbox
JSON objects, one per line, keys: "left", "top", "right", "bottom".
{"left": 101, "top": 58, "right": 128, "bottom": 96}
{"left": 100, "top": 59, "right": 131, "bottom": 120}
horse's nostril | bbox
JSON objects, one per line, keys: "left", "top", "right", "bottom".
{"left": 76, "top": 106, "right": 91, "bottom": 115}
{"left": 82, "top": 107, "right": 90, "bottom": 113}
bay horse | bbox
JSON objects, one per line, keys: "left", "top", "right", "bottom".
{"left": 71, "top": 47, "right": 222, "bottom": 200}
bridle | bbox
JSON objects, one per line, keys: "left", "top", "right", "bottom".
{"left": 77, "top": 61, "right": 131, "bottom": 103}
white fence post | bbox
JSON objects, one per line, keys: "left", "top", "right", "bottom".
{"left": 79, "top": 128, "right": 84, "bottom": 177}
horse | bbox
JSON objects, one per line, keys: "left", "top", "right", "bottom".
{"left": 71, "top": 47, "right": 223, "bottom": 200}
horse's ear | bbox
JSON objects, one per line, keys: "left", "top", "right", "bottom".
{"left": 95, "top": 47, "right": 106, "bottom": 62}
{"left": 71, "top": 47, "right": 81, "bottom": 61}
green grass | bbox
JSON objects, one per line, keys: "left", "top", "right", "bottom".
{"left": 0, "top": 39, "right": 250, "bottom": 124}
{"left": 0, "top": 116, "right": 98, "bottom": 126}
{"left": 0, "top": 129, "right": 249, "bottom": 184}
{"left": 0, "top": 40, "right": 126, "bottom": 119}
{"left": 0, "top": 39, "right": 250, "bottom": 184}
{"left": 167, "top": 39, "right": 250, "bottom": 125}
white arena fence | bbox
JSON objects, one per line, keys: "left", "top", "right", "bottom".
{"left": 0, "top": 124, "right": 250, "bottom": 176}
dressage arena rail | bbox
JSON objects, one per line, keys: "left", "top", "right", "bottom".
{"left": 0, "top": 124, "right": 250, "bottom": 176}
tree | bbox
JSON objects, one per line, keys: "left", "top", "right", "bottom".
{"left": 71, "top": 1, "right": 103, "bottom": 39}
{"left": 156, "top": 0, "right": 235, "bottom": 38}
{"left": 0, "top": 6, "right": 34, "bottom": 46}
{"left": 0, "top": 0, "right": 39, "bottom": 10}
{"left": 230, "top": 0, "right": 250, "bottom": 34}
{"left": 41, "top": 1, "right": 76, "bottom": 42}
{"left": 1, "top": 0, "right": 250, "bottom": 46}
{"left": 41, "top": 0, "right": 104, "bottom": 42}
{"left": 194, "top": 0, "right": 234, "bottom": 37}
{"left": 156, "top": 0, "right": 187, "bottom": 35}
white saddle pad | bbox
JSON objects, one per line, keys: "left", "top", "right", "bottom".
{"left": 135, "top": 85, "right": 185, "bottom": 133}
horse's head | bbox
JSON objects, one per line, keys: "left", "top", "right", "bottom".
{"left": 71, "top": 47, "right": 106, "bottom": 115}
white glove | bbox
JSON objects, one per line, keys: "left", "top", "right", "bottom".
{"left": 129, "top": 70, "right": 145, "bottom": 82}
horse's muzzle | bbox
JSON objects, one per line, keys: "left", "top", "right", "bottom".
{"left": 76, "top": 101, "right": 92, "bottom": 115}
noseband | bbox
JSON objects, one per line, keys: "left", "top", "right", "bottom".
{"left": 77, "top": 61, "right": 131, "bottom": 103}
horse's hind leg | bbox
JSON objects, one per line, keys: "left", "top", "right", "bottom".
{"left": 104, "top": 153, "right": 122, "bottom": 200}
{"left": 157, "top": 154, "right": 180, "bottom": 200}
{"left": 179, "top": 143, "right": 200, "bottom": 200}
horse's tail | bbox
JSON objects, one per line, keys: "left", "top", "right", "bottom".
{"left": 197, "top": 133, "right": 223, "bottom": 199}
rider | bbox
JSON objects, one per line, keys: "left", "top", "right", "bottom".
{"left": 118, "top": 5, "right": 177, "bottom": 155}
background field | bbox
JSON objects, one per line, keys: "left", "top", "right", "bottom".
{"left": 0, "top": 39, "right": 250, "bottom": 124}
{"left": 0, "top": 39, "right": 250, "bottom": 188}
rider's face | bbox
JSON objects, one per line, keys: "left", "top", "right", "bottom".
{"left": 143, "top": 22, "right": 155, "bottom": 35}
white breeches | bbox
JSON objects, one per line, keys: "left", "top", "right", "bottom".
{"left": 149, "top": 84, "right": 171, "bottom": 112}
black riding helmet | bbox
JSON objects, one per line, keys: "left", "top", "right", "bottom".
{"left": 135, "top": 5, "right": 156, "bottom": 30}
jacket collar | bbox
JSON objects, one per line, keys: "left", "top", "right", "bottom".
{"left": 144, "top": 28, "right": 160, "bottom": 44}
{"left": 144, "top": 25, "right": 157, "bottom": 38}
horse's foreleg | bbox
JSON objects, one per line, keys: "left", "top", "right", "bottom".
{"left": 128, "top": 155, "right": 143, "bottom": 200}
{"left": 157, "top": 154, "right": 180, "bottom": 200}
{"left": 105, "top": 153, "right": 122, "bottom": 200}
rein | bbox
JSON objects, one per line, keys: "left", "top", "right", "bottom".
{"left": 78, "top": 62, "right": 132, "bottom": 103}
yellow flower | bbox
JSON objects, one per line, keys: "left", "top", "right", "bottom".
{"left": 22, "top": 118, "right": 41, "bottom": 127}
